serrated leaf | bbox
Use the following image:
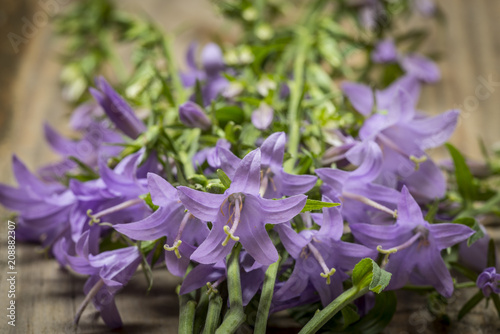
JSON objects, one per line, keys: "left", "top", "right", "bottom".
{"left": 216, "top": 169, "right": 232, "bottom": 188}
{"left": 301, "top": 199, "right": 340, "bottom": 213}
{"left": 352, "top": 258, "right": 391, "bottom": 294}
{"left": 458, "top": 290, "right": 484, "bottom": 320}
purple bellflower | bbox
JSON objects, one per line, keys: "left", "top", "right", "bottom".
{"left": 218, "top": 132, "right": 317, "bottom": 199}
{"left": 179, "top": 101, "right": 212, "bottom": 131}
{"left": 68, "top": 151, "right": 151, "bottom": 242}
{"left": 372, "top": 39, "right": 440, "bottom": 83}
{"left": 315, "top": 166, "right": 399, "bottom": 224}
{"left": 476, "top": 267, "right": 500, "bottom": 298}
{"left": 178, "top": 149, "right": 307, "bottom": 265}
{"left": 40, "top": 122, "right": 123, "bottom": 181}
{"left": 90, "top": 76, "right": 146, "bottom": 139}
{"left": 180, "top": 42, "right": 228, "bottom": 106}
{"left": 342, "top": 76, "right": 459, "bottom": 201}
{"left": 274, "top": 200, "right": 376, "bottom": 306}
{"left": 193, "top": 139, "right": 231, "bottom": 172}
{"left": 350, "top": 186, "right": 474, "bottom": 297}
{"left": 0, "top": 155, "right": 76, "bottom": 248}
{"left": 251, "top": 103, "right": 274, "bottom": 130}
{"left": 70, "top": 242, "right": 143, "bottom": 329}
{"left": 114, "top": 173, "right": 209, "bottom": 277}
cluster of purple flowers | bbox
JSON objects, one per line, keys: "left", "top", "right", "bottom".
{"left": 0, "top": 39, "right": 495, "bottom": 329}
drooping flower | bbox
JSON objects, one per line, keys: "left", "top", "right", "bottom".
{"left": 372, "top": 39, "right": 440, "bottom": 83}
{"left": 39, "top": 122, "right": 123, "bottom": 180}
{"left": 179, "top": 101, "right": 212, "bottom": 131}
{"left": 316, "top": 165, "right": 399, "bottom": 224}
{"left": 350, "top": 186, "right": 475, "bottom": 297}
{"left": 68, "top": 151, "right": 151, "bottom": 242}
{"left": 114, "top": 173, "right": 209, "bottom": 277}
{"left": 251, "top": 103, "right": 274, "bottom": 130}
{"left": 178, "top": 149, "right": 307, "bottom": 265}
{"left": 476, "top": 267, "right": 500, "bottom": 298}
{"left": 218, "top": 132, "right": 317, "bottom": 199}
{"left": 70, "top": 241, "right": 143, "bottom": 329}
{"left": 0, "top": 155, "right": 76, "bottom": 248}
{"left": 274, "top": 200, "right": 376, "bottom": 306}
{"left": 193, "top": 139, "right": 231, "bottom": 173}
{"left": 90, "top": 76, "right": 146, "bottom": 139}
{"left": 342, "top": 76, "right": 459, "bottom": 201}
{"left": 180, "top": 42, "right": 228, "bottom": 105}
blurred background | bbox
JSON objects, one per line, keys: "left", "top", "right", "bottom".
{"left": 0, "top": 0, "right": 499, "bottom": 333}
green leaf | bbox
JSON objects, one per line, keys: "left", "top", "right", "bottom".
{"left": 341, "top": 304, "right": 360, "bottom": 328}
{"left": 458, "top": 290, "right": 484, "bottom": 320}
{"left": 215, "top": 106, "right": 245, "bottom": 127}
{"left": 452, "top": 217, "right": 485, "bottom": 246}
{"left": 449, "top": 262, "right": 479, "bottom": 282}
{"left": 446, "top": 143, "right": 477, "bottom": 206}
{"left": 352, "top": 258, "right": 392, "bottom": 294}
{"left": 140, "top": 193, "right": 159, "bottom": 211}
{"left": 216, "top": 169, "right": 232, "bottom": 188}
{"left": 68, "top": 156, "right": 99, "bottom": 179}
{"left": 301, "top": 199, "right": 340, "bottom": 213}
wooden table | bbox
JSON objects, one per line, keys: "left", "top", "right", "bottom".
{"left": 0, "top": 0, "right": 499, "bottom": 333}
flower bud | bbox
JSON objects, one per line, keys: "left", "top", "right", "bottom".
{"left": 179, "top": 101, "right": 212, "bottom": 131}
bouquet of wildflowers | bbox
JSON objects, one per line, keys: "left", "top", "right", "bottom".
{"left": 2, "top": 0, "right": 500, "bottom": 332}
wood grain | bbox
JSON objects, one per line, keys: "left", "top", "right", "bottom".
{"left": 0, "top": 0, "right": 499, "bottom": 333}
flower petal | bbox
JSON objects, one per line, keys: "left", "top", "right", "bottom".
{"left": 255, "top": 195, "right": 307, "bottom": 224}
{"left": 238, "top": 212, "right": 279, "bottom": 265}
{"left": 260, "top": 132, "right": 286, "bottom": 167}
{"left": 177, "top": 186, "right": 225, "bottom": 222}
{"left": 429, "top": 223, "right": 474, "bottom": 250}
{"left": 229, "top": 149, "right": 262, "bottom": 195}
{"left": 341, "top": 82, "right": 374, "bottom": 116}
{"left": 147, "top": 173, "right": 178, "bottom": 206}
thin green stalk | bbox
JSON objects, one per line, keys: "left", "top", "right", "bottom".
{"left": 203, "top": 294, "right": 223, "bottom": 334}
{"left": 216, "top": 244, "right": 246, "bottom": 334}
{"left": 285, "top": 29, "right": 309, "bottom": 173}
{"left": 178, "top": 285, "right": 197, "bottom": 334}
{"left": 254, "top": 259, "right": 280, "bottom": 333}
{"left": 162, "top": 34, "right": 187, "bottom": 106}
{"left": 299, "top": 286, "right": 368, "bottom": 334}
{"left": 193, "top": 288, "right": 210, "bottom": 334}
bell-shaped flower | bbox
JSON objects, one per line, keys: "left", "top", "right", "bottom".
{"left": 0, "top": 155, "right": 76, "bottom": 248}
{"left": 68, "top": 151, "right": 151, "bottom": 242}
{"left": 218, "top": 132, "right": 317, "bottom": 199}
{"left": 316, "top": 166, "right": 399, "bottom": 224}
{"left": 193, "top": 139, "right": 231, "bottom": 172}
{"left": 477, "top": 267, "right": 500, "bottom": 298}
{"left": 180, "top": 42, "right": 228, "bottom": 105}
{"left": 178, "top": 149, "right": 307, "bottom": 265}
{"left": 179, "top": 101, "right": 212, "bottom": 131}
{"left": 350, "top": 186, "right": 474, "bottom": 297}
{"left": 90, "top": 76, "right": 146, "bottom": 139}
{"left": 342, "top": 76, "right": 459, "bottom": 201}
{"left": 114, "top": 173, "right": 209, "bottom": 277}
{"left": 273, "top": 200, "right": 376, "bottom": 306}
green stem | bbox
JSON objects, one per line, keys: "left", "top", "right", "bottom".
{"left": 216, "top": 244, "right": 246, "bottom": 334}
{"left": 203, "top": 294, "right": 223, "bottom": 334}
{"left": 285, "top": 29, "right": 309, "bottom": 173}
{"left": 298, "top": 286, "right": 368, "bottom": 334}
{"left": 254, "top": 258, "right": 280, "bottom": 333}
{"left": 162, "top": 34, "right": 186, "bottom": 106}
{"left": 178, "top": 285, "right": 197, "bottom": 334}
{"left": 402, "top": 281, "right": 477, "bottom": 292}
{"left": 193, "top": 288, "right": 210, "bottom": 334}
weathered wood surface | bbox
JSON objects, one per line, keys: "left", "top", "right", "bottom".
{"left": 0, "top": 0, "right": 499, "bottom": 333}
